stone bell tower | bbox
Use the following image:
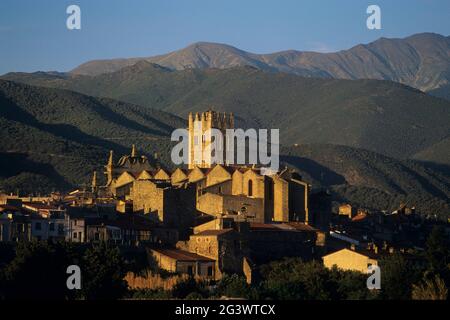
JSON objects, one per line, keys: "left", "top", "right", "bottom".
{"left": 188, "top": 110, "right": 234, "bottom": 169}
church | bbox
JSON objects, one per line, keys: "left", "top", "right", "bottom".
{"left": 100, "top": 110, "right": 315, "bottom": 226}
{"left": 91, "top": 110, "right": 331, "bottom": 280}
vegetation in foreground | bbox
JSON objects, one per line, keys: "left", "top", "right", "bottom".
{"left": 0, "top": 227, "right": 448, "bottom": 300}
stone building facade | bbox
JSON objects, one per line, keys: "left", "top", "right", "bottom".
{"left": 322, "top": 247, "right": 379, "bottom": 273}
{"left": 150, "top": 248, "right": 215, "bottom": 278}
{"left": 177, "top": 218, "right": 320, "bottom": 281}
{"left": 195, "top": 165, "right": 309, "bottom": 224}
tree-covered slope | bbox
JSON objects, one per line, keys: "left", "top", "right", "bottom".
{"left": 0, "top": 79, "right": 184, "bottom": 193}
{"left": 5, "top": 64, "right": 449, "bottom": 163}
{"left": 281, "top": 144, "right": 450, "bottom": 219}
{"left": 0, "top": 79, "right": 448, "bottom": 218}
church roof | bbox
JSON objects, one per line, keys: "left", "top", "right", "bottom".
{"left": 117, "top": 155, "right": 149, "bottom": 166}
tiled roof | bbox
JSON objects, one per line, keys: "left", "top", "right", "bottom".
{"left": 151, "top": 248, "right": 214, "bottom": 262}
{"left": 323, "top": 247, "right": 380, "bottom": 260}
{"left": 286, "top": 222, "right": 318, "bottom": 232}
{"left": 250, "top": 223, "right": 280, "bottom": 231}
{"left": 193, "top": 229, "right": 233, "bottom": 236}
{"left": 204, "top": 164, "right": 236, "bottom": 176}
{"left": 0, "top": 204, "right": 21, "bottom": 212}
{"left": 203, "top": 179, "right": 232, "bottom": 189}
{"left": 23, "top": 202, "right": 59, "bottom": 210}
{"left": 352, "top": 213, "right": 368, "bottom": 222}
{"left": 171, "top": 168, "right": 188, "bottom": 175}
{"left": 250, "top": 222, "right": 317, "bottom": 232}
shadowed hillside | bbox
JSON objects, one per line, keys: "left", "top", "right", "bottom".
{"left": 4, "top": 64, "right": 450, "bottom": 163}
{"left": 281, "top": 144, "right": 450, "bottom": 219}
{"left": 0, "top": 79, "right": 184, "bottom": 193}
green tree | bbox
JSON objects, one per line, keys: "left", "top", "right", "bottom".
{"left": 171, "top": 276, "right": 207, "bottom": 299}
{"left": 425, "top": 226, "right": 450, "bottom": 282}
{"left": 260, "top": 258, "right": 336, "bottom": 300}
{"left": 412, "top": 274, "right": 448, "bottom": 300}
{"left": 330, "top": 267, "right": 378, "bottom": 300}
{"left": 1, "top": 241, "right": 77, "bottom": 300}
{"left": 259, "top": 258, "right": 377, "bottom": 300}
{"left": 379, "top": 253, "right": 420, "bottom": 300}
{"left": 216, "top": 274, "right": 254, "bottom": 299}
{"left": 80, "top": 243, "right": 127, "bottom": 300}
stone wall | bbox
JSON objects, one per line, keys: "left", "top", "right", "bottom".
{"left": 273, "top": 177, "right": 289, "bottom": 222}
{"left": 131, "top": 180, "right": 164, "bottom": 216}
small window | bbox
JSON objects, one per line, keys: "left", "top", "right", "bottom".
{"left": 207, "top": 266, "right": 213, "bottom": 276}
{"left": 248, "top": 180, "right": 253, "bottom": 197}
{"left": 73, "top": 232, "right": 77, "bottom": 239}
{"left": 187, "top": 266, "right": 193, "bottom": 275}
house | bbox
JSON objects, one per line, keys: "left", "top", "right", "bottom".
{"left": 22, "top": 202, "right": 66, "bottom": 218}
{"left": 86, "top": 220, "right": 122, "bottom": 244}
{"left": 178, "top": 218, "right": 321, "bottom": 280}
{"left": 150, "top": 248, "right": 215, "bottom": 278}
{"left": 178, "top": 228, "right": 239, "bottom": 279}
{"left": 322, "top": 247, "right": 379, "bottom": 273}
{"left": 65, "top": 206, "right": 107, "bottom": 243}
{"left": 30, "top": 214, "right": 65, "bottom": 241}
{"left": 130, "top": 179, "right": 196, "bottom": 239}
{"left": 338, "top": 204, "right": 357, "bottom": 218}
{"left": 0, "top": 213, "right": 31, "bottom": 242}
{"left": 73, "top": 213, "right": 178, "bottom": 246}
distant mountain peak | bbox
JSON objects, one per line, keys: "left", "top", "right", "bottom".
{"left": 68, "top": 32, "right": 450, "bottom": 94}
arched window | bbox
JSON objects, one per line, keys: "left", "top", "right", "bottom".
{"left": 248, "top": 180, "right": 253, "bottom": 197}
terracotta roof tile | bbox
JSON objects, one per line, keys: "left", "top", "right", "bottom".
{"left": 151, "top": 248, "right": 214, "bottom": 262}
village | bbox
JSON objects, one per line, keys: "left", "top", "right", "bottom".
{"left": 0, "top": 111, "right": 446, "bottom": 284}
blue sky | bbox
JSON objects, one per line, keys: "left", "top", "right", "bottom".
{"left": 0, "top": 0, "right": 449, "bottom": 74}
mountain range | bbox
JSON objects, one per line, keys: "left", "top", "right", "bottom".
{"left": 68, "top": 33, "right": 450, "bottom": 97}
{"left": 0, "top": 79, "right": 448, "bottom": 218}
{"left": 4, "top": 62, "right": 450, "bottom": 165}
{"left": 1, "top": 32, "right": 449, "bottom": 218}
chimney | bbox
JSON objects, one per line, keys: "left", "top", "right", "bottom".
{"left": 373, "top": 245, "right": 378, "bottom": 254}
